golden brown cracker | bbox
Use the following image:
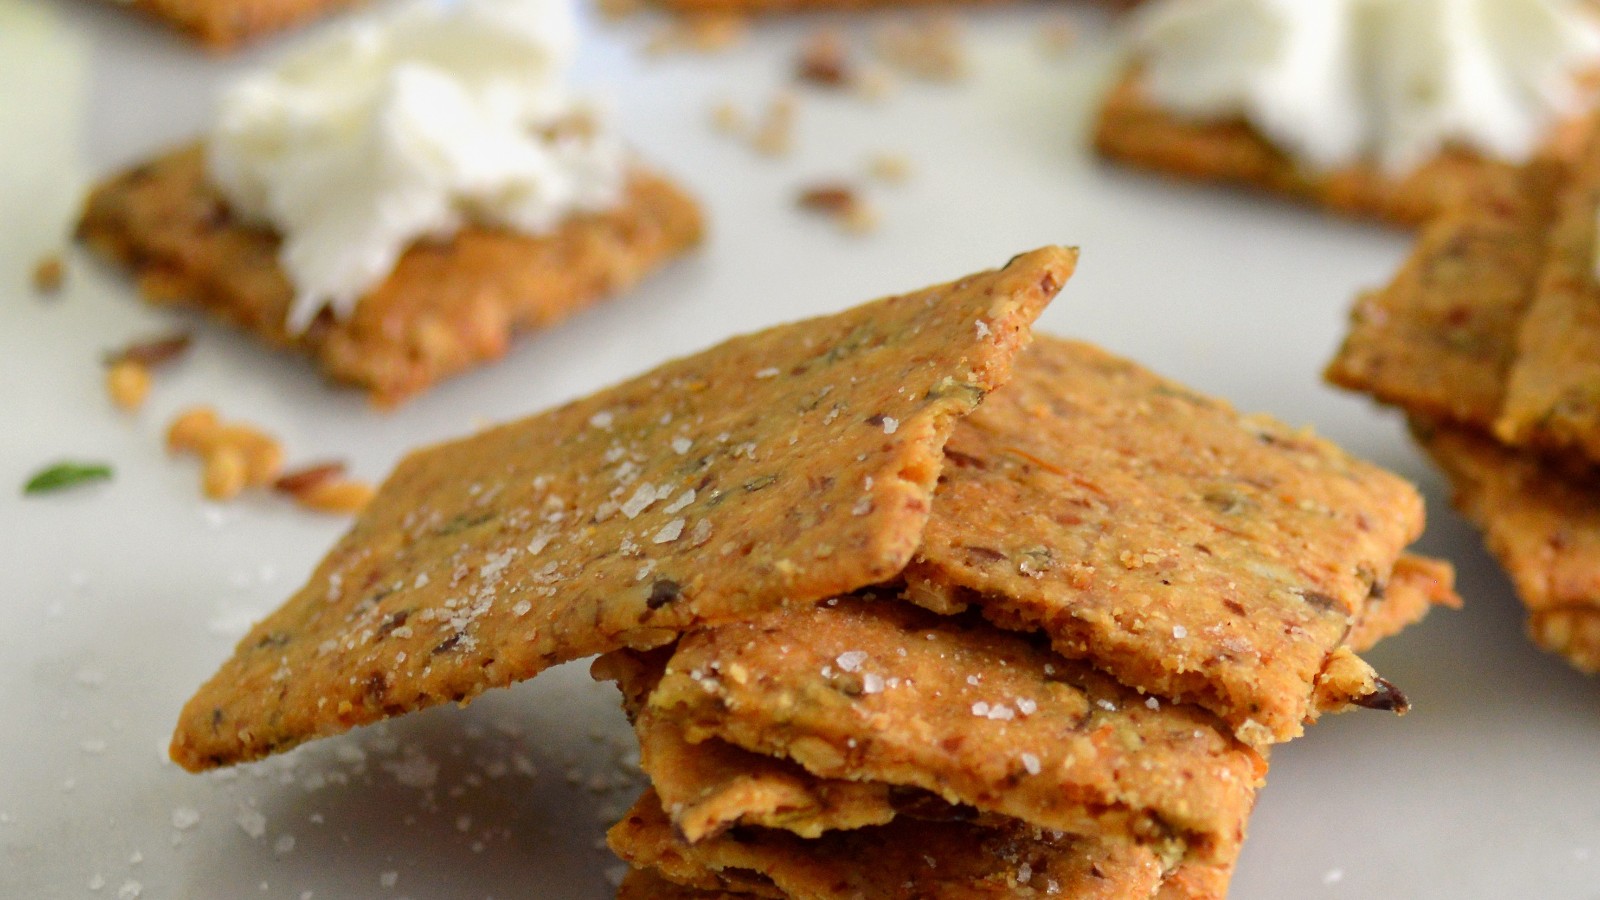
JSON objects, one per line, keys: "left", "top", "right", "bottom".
{"left": 609, "top": 788, "right": 1173, "bottom": 900}
{"left": 169, "top": 248, "right": 1075, "bottom": 770}
{"left": 1325, "top": 161, "right": 1563, "bottom": 428}
{"left": 1415, "top": 420, "right": 1600, "bottom": 672}
{"left": 118, "top": 0, "right": 362, "bottom": 50}
{"left": 1496, "top": 128, "right": 1600, "bottom": 464}
{"left": 1346, "top": 554, "right": 1460, "bottom": 655}
{"left": 77, "top": 145, "right": 705, "bottom": 406}
{"left": 905, "top": 337, "right": 1424, "bottom": 744}
{"left": 617, "top": 868, "right": 755, "bottom": 900}
{"left": 1093, "top": 72, "right": 1542, "bottom": 226}
{"left": 647, "top": 593, "right": 1264, "bottom": 864}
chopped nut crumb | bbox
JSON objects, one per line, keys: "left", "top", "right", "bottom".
{"left": 273, "top": 462, "right": 347, "bottom": 496}
{"left": 796, "top": 29, "right": 853, "bottom": 88}
{"left": 106, "top": 360, "right": 151, "bottom": 411}
{"left": 867, "top": 153, "right": 912, "bottom": 184}
{"left": 32, "top": 254, "right": 64, "bottom": 295}
{"left": 294, "top": 479, "right": 376, "bottom": 515}
{"left": 710, "top": 101, "right": 746, "bottom": 136}
{"left": 752, "top": 92, "right": 799, "bottom": 157}
{"left": 204, "top": 446, "right": 248, "bottom": 501}
{"left": 106, "top": 331, "right": 192, "bottom": 369}
{"left": 167, "top": 406, "right": 221, "bottom": 455}
{"left": 798, "top": 182, "right": 879, "bottom": 235}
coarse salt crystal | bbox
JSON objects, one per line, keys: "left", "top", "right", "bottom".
{"left": 1173, "top": 625, "right": 1188, "bottom": 639}
{"left": 1146, "top": 697, "right": 1160, "bottom": 710}
{"left": 664, "top": 488, "right": 695, "bottom": 514}
{"left": 1096, "top": 699, "right": 1117, "bottom": 712}
{"left": 1020, "top": 753, "right": 1041, "bottom": 775}
{"left": 835, "top": 651, "right": 868, "bottom": 672}
{"left": 881, "top": 416, "right": 899, "bottom": 434}
{"left": 671, "top": 437, "right": 692, "bottom": 455}
{"left": 236, "top": 807, "right": 267, "bottom": 839}
{"left": 754, "top": 367, "right": 780, "bottom": 379}
{"left": 589, "top": 411, "right": 614, "bottom": 429}
{"left": 1015, "top": 697, "right": 1037, "bottom": 715}
{"left": 975, "top": 320, "right": 991, "bottom": 338}
{"left": 652, "top": 519, "right": 686, "bottom": 543}
{"left": 621, "top": 483, "right": 660, "bottom": 519}
{"left": 971, "top": 701, "right": 989, "bottom": 717}
{"left": 862, "top": 672, "right": 885, "bottom": 693}
{"left": 274, "top": 834, "right": 296, "bottom": 855}
{"left": 512, "top": 600, "right": 532, "bottom": 617}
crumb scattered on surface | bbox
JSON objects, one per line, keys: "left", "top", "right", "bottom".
{"left": 32, "top": 254, "right": 65, "bottom": 295}
{"left": 106, "top": 360, "right": 151, "bottom": 412}
{"left": 165, "top": 408, "right": 367, "bottom": 512}
{"left": 796, "top": 28, "right": 853, "bottom": 88}
{"left": 596, "top": 0, "right": 644, "bottom": 20}
{"left": 797, "top": 183, "right": 879, "bottom": 234}
{"left": 867, "top": 153, "right": 912, "bottom": 184}
{"left": 753, "top": 92, "right": 799, "bottom": 157}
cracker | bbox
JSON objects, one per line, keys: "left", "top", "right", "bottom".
{"left": 904, "top": 337, "right": 1424, "bottom": 744}
{"left": 646, "top": 593, "right": 1264, "bottom": 864}
{"left": 1496, "top": 127, "right": 1600, "bottom": 464}
{"left": 618, "top": 868, "right": 752, "bottom": 900}
{"left": 1092, "top": 71, "right": 1553, "bottom": 226}
{"left": 1415, "top": 420, "right": 1600, "bottom": 672}
{"left": 168, "top": 248, "right": 1076, "bottom": 770}
{"left": 116, "top": 0, "right": 362, "bottom": 50}
{"left": 1324, "top": 161, "right": 1563, "bottom": 429}
{"left": 608, "top": 788, "right": 1177, "bottom": 900}
{"left": 1346, "top": 554, "right": 1460, "bottom": 655}
{"left": 77, "top": 145, "right": 706, "bottom": 407}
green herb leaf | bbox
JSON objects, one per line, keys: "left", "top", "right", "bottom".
{"left": 23, "top": 462, "right": 113, "bottom": 496}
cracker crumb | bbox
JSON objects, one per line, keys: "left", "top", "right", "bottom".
{"left": 753, "top": 92, "right": 799, "bottom": 157}
{"left": 649, "top": 13, "right": 747, "bottom": 55}
{"left": 796, "top": 28, "right": 853, "bottom": 88}
{"left": 797, "top": 183, "right": 879, "bottom": 235}
{"left": 709, "top": 101, "right": 746, "bottom": 136}
{"left": 867, "top": 153, "right": 912, "bottom": 184}
{"left": 32, "top": 254, "right": 64, "bottom": 295}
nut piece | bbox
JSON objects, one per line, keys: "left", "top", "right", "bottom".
{"left": 167, "top": 406, "right": 221, "bottom": 455}
{"left": 106, "top": 360, "right": 152, "bottom": 411}
{"left": 203, "top": 446, "right": 248, "bottom": 501}
{"left": 798, "top": 182, "right": 880, "bottom": 235}
{"left": 294, "top": 479, "right": 376, "bottom": 515}
{"left": 32, "top": 255, "right": 65, "bottom": 295}
{"left": 797, "top": 29, "right": 853, "bottom": 88}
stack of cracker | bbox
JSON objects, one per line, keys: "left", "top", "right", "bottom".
{"left": 171, "top": 247, "right": 1455, "bottom": 897}
{"left": 1328, "top": 129, "right": 1600, "bottom": 675}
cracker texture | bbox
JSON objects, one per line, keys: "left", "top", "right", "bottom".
{"left": 169, "top": 248, "right": 1074, "bottom": 770}
{"left": 120, "top": 0, "right": 363, "bottom": 50}
{"left": 78, "top": 145, "right": 705, "bottom": 406}
{"left": 908, "top": 337, "right": 1424, "bottom": 743}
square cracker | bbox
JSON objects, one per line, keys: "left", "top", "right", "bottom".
{"left": 77, "top": 145, "right": 705, "bottom": 406}
{"left": 905, "top": 337, "right": 1426, "bottom": 744}
{"left": 1092, "top": 71, "right": 1560, "bottom": 227}
{"left": 168, "top": 247, "right": 1075, "bottom": 771}
{"left": 608, "top": 789, "right": 1189, "bottom": 900}
{"left": 643, "top": 593, "right": 1265, "bottom": 864}
{"left": 1324, "top": 160, "right": 1563, "bottom": 429}
{"left": 1496, "top": 126, "right": 1600, "bottom": 464}
{"left": 117, "top": 0, "right": 362, "bottom": 50}
{"left": 1415, "top": 420, "right": 1600, "bottom": 673}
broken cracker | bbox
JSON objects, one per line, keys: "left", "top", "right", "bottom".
{"left": 609, "top": 788, "right": 1182, "bottom": 900}
{"left": 168, "top": 247, "right": 1075, "bottom": 770}
{"left": 1093, "top": 71, "right": 1571, "bottom": 226}
{"left": 905, "top": 337, "right": 1425, "bottom": 744}
{"left": 77, "top": 145, "right": 705, "bottom": 406}
{"left": 1415, "top": 420, "right": 1600, "bottom": 673}
{"left": 646, "top": 593, "right": 1264, "bottom": 864}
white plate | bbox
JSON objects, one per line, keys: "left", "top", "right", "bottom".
{"left": 3, "top": 1, "right": 1598, "bottom": 897}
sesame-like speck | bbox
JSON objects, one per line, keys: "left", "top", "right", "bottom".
{"left": 653, "top": 519, "right": 686, "bottom": 543}
{"left": 1173, "top": 625, "right": 1188, "bottom": 639}
{"left": 881, "top": 416, "right": 899, "bottom": 434}
{"left": 171, "top": 807, "right": 201, "bottom": 830}
{"left": 1015, "top": 697, "right": 1037, "bottom": 716}
{"left": 836, "top": 650, "right": 867, "bottom": 672}
{"left": 1146, "top": 697, "right": 1160, "bottom": 710}
{"left": 1096, "top": 699, "right": 1117, "bottom": 712}
{"left": 1020, "top": 753, "right": 1041, "bottom": 776}
{"left": 589, "top": 411, "right": 614, "bottom": 429}
{"left": 754, "top": 367, "right": 780, "bottom": 379}
{"left": 671, "top": 437, "right": 692, "bottom": 455}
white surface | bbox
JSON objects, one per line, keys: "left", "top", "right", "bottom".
{"left": 1, "top": 1, "right": 1597, "bottom": 898}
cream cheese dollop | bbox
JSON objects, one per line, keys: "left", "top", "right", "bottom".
{"left": 1133, "top": 0, "right": 1600, "bottom": 176}
{"left": 208, "top": 0, "right": 628, "bottom": 333}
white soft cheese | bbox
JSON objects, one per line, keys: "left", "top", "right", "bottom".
{"left": 1134, "top": 0, "right": 1600, "bottom": 176}
{"left": 208, "top": 0, "right": 627, "bottom": 332}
